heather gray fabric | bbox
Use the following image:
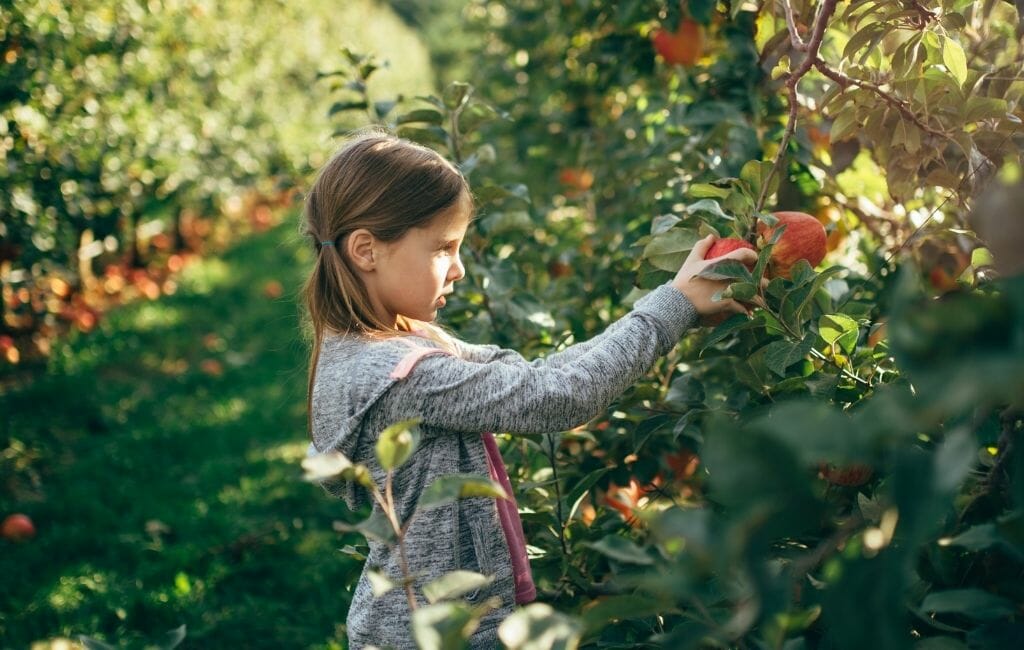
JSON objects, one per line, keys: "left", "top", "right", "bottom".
{"left": 307, "top": 283, "right": 698, "bottom": 649}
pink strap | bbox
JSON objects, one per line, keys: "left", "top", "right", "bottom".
{"left": 482, "top": 432, "right": 537, "bottom": 604}
{"left": 389, "top": 347, "right": 448, "bottom": 380}
{"left": 387, "top": 344, "right": 536, "bottom": 604}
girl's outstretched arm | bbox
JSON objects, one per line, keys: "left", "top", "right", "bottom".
{"left": 373, "top": 282, "right": 697, "bottom": 435}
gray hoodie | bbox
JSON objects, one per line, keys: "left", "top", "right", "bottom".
{"left": 307, "top": 283, "right": 698, "bottom": 649}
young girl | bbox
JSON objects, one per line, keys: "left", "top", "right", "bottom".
{"left": 301, "top": 133, "right": 756, "bottom": 649}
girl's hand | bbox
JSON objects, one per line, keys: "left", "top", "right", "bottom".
{"left": 671, "top": 234, "right": 759, "bottom": 318}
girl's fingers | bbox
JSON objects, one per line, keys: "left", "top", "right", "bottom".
{"left": 723, "top": 248, "right": 759, "bottom": 265}
{"left": 690, "top": 234, "right": 716, "bottom": 259}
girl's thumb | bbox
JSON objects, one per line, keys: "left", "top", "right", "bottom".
{"left": 692, "top": 234, "right": 716, "bottom": 257}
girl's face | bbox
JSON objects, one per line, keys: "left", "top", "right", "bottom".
{"left": 370, "top": 192, "right": 471, "bottom": 327}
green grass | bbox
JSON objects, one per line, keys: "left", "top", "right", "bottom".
{"left": 0, "top": 218, "right": 364, "bottom": 649}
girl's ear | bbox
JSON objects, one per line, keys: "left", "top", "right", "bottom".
{"left": 346, "top": 229, "right": 377, "bottom": 272}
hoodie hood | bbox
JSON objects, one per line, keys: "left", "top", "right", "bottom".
{"left": 305, "top": 333, "right": 414, "bottom": 511}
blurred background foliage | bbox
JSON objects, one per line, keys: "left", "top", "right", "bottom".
{"left": 2, "top": 0, "right": 1024, "bottom": 649}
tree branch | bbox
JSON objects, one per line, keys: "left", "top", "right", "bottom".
{"left": 756, "top": 0, "right": 840, "bottom": 212}
{"left": 813, "top": 61, "right": 947, "bottom": 141}
{"left": 782, "top": 0, "right": 808, "bottom": 51}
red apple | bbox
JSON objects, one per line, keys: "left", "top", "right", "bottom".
{"left": 2, "top": 513, "right": 36, "bottom": 541}
{"left": 704, "top": 237, "right": 756, "bottom": 263}
{"left": 652, "top": 19, "right": 704, "bottom": 67}
{"left": 756, "top": 211, "right": 827, "bottom": 278}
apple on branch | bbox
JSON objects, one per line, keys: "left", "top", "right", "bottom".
{"left": 756, "top": 211, "right": 827, "bottom": 279}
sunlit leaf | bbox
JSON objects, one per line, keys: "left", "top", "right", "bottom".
{"left": 498, "top": 603, "right": 583, "bottom": 650}
{"left": 920, "top": 589, "right": 1016, "bottom": 621}
{"left": 584, "top": 535, "right": 654, "bottom": 565}
{"left": 423, "top": 570, "right": 494, "bottom": 604}
{"left": 418, "top": 474, "right": 508, "bottom": 511}
{"left": 941, "top": 36, "right": 968, "bottom": 85}
{"left": 376, "top": 418, "right": 422, "bottom": 470}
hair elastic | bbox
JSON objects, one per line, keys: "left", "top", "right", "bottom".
{"left": 320, "top": 241, "right": 335, "bottom": 246}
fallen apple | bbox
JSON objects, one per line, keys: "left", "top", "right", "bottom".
{"left": 757, "top": 211, "right": 827, "bottom": 278}
{"left": 2, "top": 513, "right": 36, "bottom": 541}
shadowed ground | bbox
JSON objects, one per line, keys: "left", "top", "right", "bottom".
{"left": 0, "top": 217, "right": 364, "bottom": 649}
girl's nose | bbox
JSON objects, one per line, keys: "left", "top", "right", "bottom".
{"left": 450, "top": 254, "right": 466, "bottom": 282}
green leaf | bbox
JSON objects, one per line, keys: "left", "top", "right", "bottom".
{"left": 376, "top": 418, "right": 422, "bottom": 470}
{"left": 498, "top": 603, "right": 584, "bottom": 650}
{"left": 728, "top": 281, "right": 758, "bottom": 302}
{"left": 443, "top": 81, "right": 472, "bottom": 110}
{"left": 844, "top": 24, "right": 886, "bottom": 61}
{"left": 367, "top": 568, "right": 398, "bottom": 597}
{"left": 301, "top": 450, "right": 355, "bottom": 482}
{"left": 585, "top": 535, "right": 654, "bottom": 565}
{"left": 703, "top": 313, "right": 764, "bottom": 349}
{"left": 160, "top": 625, "right": 187, "bottom": 650}
{"left": 580, "top": 594, "right": 667, "bottom": 634}
{"left": 971, "top": 247, "right": 994, "bottom": 268}
{"left": 302, "top": 451, "right": 374, "bottom": 488}
{"left": 78, "top": 637, "right": 116, "bottom": 650}
{"left": 920, "top": 589, "right": 1016, "bottom": 621}
{"left": 373, "top": 100, "right": 397, "bottom": 118}
{"left": 396, "top": 125, "right": 449, "bottom": 148}
{"left": 830, "top": 110, "right": 859, "bottom": 144}
{"left": 819, "top": 314, "right": 860, "bottom": 354}
{"left": 762, "top": 337, "right": 814, "bottom": 378}
{"left": 412, "top": 602, "right": 477, "bottom": 650}
{"left": 792, "top": 267, "right": 845, "bottom": 320}
{"left": 418, "top": 474, "right": 508, "bottom": 511}
{"left": 941, "top": 36, "right": 968, "bottom": 86}
{"left": 687, "top": 183, "right": 732, "bottom": 199}
{"left": 965, "top": 96, "right": 1008, "bottom": 123}
{"left": 422, "top": 570, "right": 494, "bottom": 604}
{"left": 565, "top": 467, "right": 611, "bottom": 509}
{"left": 332, "top": 509, "right": 396, "bottom": 544}
{"left": 697, "top": 260, "right": 753, "bottom": 283}
{"left": 686, "top": 198, "right": 733, "bottom": 221}
{"left": 934, "top": 429, "right": 976, "bottom": 494}
{"left": 474, "top": 182, "right": 531, "bottom": 206}
{"left": 328, "top": 100, "right": 368, "bottom": 116}
{"left": 740, "top": 160, "right": 778, "bottom": 204}
{"left": 395, "top": 108, "right": 445, "bottom": 125}
{"left": 642, "top": 228, "right": 703, "bottom": 272}
{"left": 943, "top": 523, "right": 1001, "bottom": 552}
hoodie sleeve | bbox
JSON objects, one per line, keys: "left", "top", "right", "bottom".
{"left": 372, "top": 283, "right": 698, "bottom": 435}
{"left": 454, "top": 289, "right": 676, "bottom": 368}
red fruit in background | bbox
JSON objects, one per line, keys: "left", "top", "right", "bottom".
{"left": 2, "top": 513, "right": 36, "bottom": 541}
{"left": 664, "top": 449, "right": 700, "bottom": 481}
{"left": 263, "top": 280, "right": 283, "bottom": 299}
{"left": 200, "top": 359, "right": 224, "bottom": 377}
{"left": 558, "top": 167, "right": 594, "bottom": 193}
{"left": 652, "top": 19, "right": 704, "bottom": 66}
{"left": 819, "top": 462, "right": 874, "bottom": 487}
{"left": 704, "top": 237, "right": 756, "bottom": 265}
{"left": 756, "top": 211, "right": 827, "bottom": 278}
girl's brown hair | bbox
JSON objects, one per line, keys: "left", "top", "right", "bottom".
{"left": 299, "top": 131, "right": 472, "bottom": 439}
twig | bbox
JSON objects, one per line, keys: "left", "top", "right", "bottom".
{"left": 384, "top": 471, "right": 419, "bottom": 612}
{"left": 546, "top": 433, "right": 570, "bottom": 558}
{"left": 782, "top": 0, "right": 808, "bottom": 51}
{"left": 790, "top": 513, "right": 865, "bottom": 577}
{"left": 756, "top": 0, "right": 840, "bottom": 212}
{"left": 813, "top": 62, "right": 947, "bottom": 142}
